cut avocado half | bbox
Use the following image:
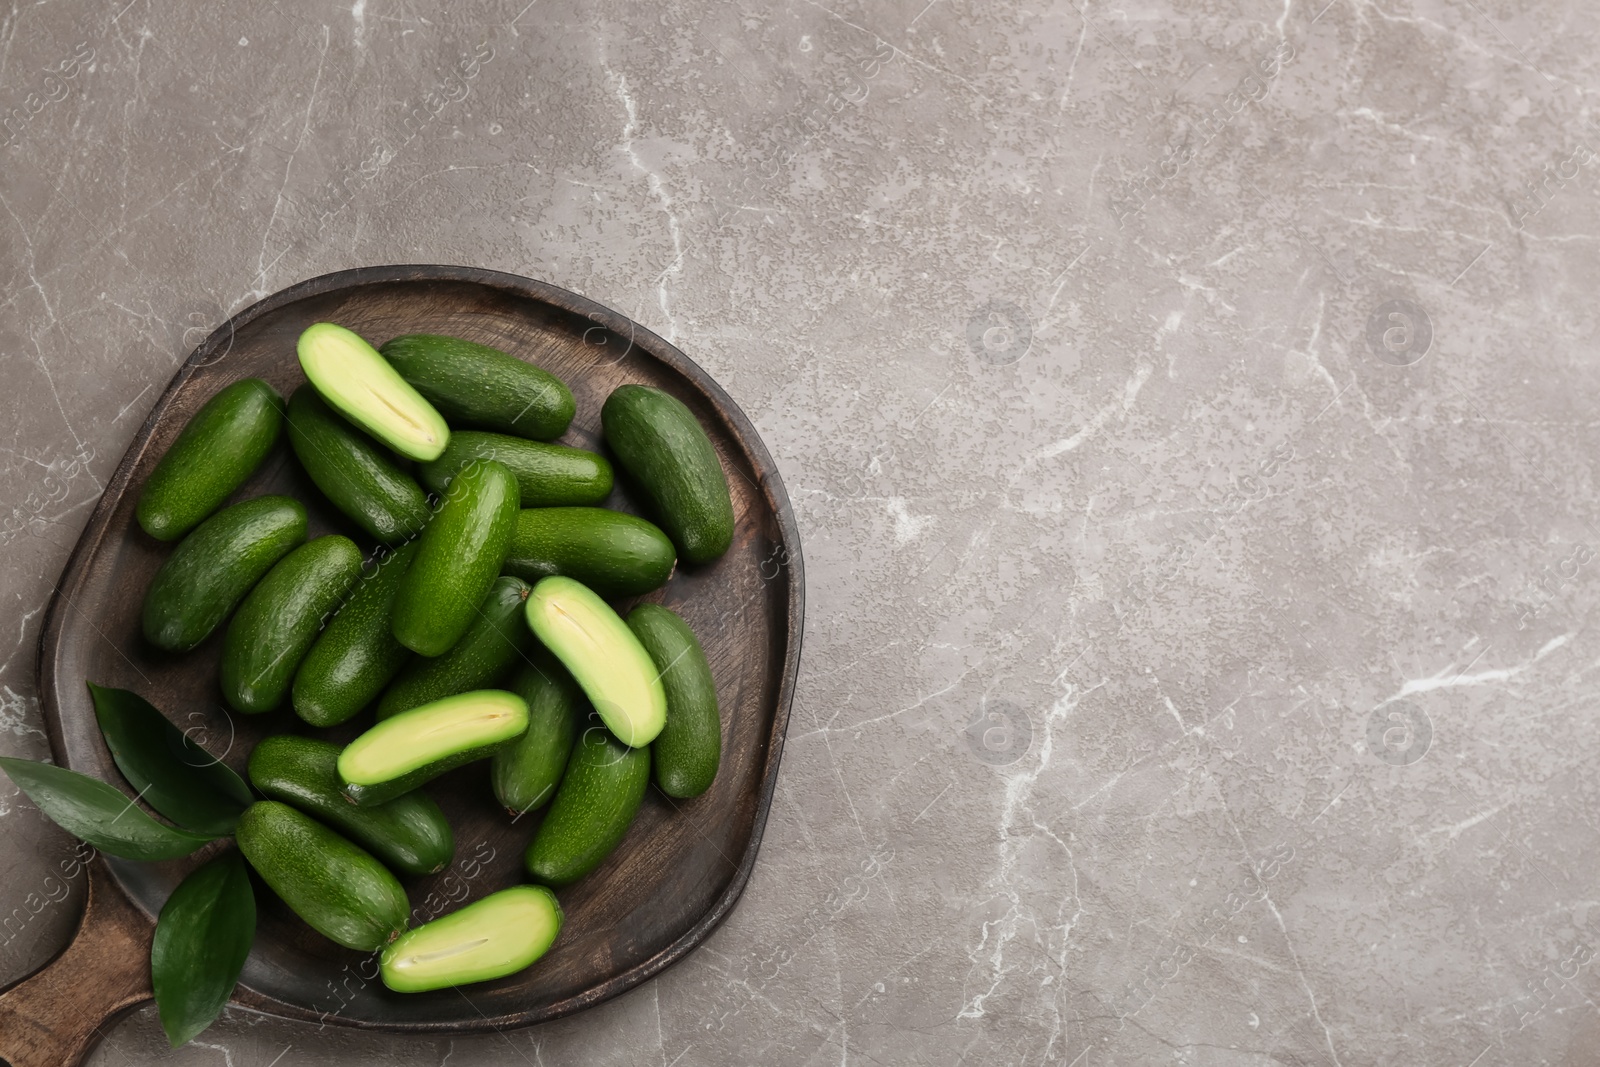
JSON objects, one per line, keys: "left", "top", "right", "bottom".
{"left": 337, "top": 689, "right": 528, "bottom": 805}
{"left": 380, "top": 885, "right": 562, "bottom": 992}
{"left": 524, "top": 576, "right": 666, "bottom": 747}
{"left": 297, "top": 322, "right": 450, "bottom": 462}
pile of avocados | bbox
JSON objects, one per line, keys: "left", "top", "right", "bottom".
{"left": 135, "top": 322, "right": 734, "bottom": 993}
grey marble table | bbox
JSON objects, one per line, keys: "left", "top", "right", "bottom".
{"left": 3, "top": 0, "right": 1598, "bottom": 1063}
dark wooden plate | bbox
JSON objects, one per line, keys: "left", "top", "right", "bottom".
{"left": 9, "top": 265, "right": 802, "bottom": 1055}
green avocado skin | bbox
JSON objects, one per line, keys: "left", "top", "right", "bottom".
{"left": 235, "top": 800, "right": 410, "bottom": 952}
{"left": 380, "top": 334, "right": 575, "bottom": 440}
{"left": 391, "top": 459, "right": 519, "bottom": 657}
{"left": 502, "top": 507, "right": 676, "bottom": 598}
{"left": 601, "top": 385, "right": 734, "bottom": 565}
{"left": 491, "top": 651, "right": 584, "bottom": 814}
{"left": 376, "top": 576, "right": 531, "bottom": 721}
{"left": 292, "top": 542, "right": 418, "bottom": 727}
{"left": 220, "top": 535, "right": 363, "bottom": 714}
{"left": 248, "top": 736, "right": 454, "bottom": 876}
{"left": 286, "top": 385, "right": 431, "bottom": 544}
{"left": 418, "top": 430, "right": 612, "bottom": 507}
{"left": 627, "top": 604, "right": 721, "bottom": 798}
{"left": 142, "top": 496, "right": 308, "bottom": 653}
{"left": 524, "top": 720, "right": 650, "bottom": 886}
{"left": 137, "top": 378, "right": 285, "bottom": 542}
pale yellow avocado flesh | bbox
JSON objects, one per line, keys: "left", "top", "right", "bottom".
{"left": 380, "top": 885, "right": 562, "bottom": 992}
{"left": 338, "top": 690, "right": 528, "bottom": 785}
{"left": 297, "top": 322, "right": 450, "bottom": 462}
{"left": 525, "top": 576, "right": 666, "bottom": 746}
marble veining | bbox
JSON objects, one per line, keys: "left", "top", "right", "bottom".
{"left": 3, "top": 0, "right": 1599, "bottom": 1063}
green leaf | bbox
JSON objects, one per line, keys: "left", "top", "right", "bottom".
{"left": 0, "top": 757, "right": 216, "bottom": 860}
{"left": 152, "top": 850, "right": 255, "bottom": 1047}
{"left": 88, "top": 682, "right": 250, "bottom": 836}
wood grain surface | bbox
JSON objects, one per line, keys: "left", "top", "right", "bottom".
{"left": 25, "top": 265, "right": 803, "bottom": 1040}
{"left": 0, "top": 858, "right": 154, "bottom": 1067}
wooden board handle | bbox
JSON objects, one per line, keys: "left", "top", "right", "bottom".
{"left": 0, "top": 857, "right": 153, "bottom": 1067}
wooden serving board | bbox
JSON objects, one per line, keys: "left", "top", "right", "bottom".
{"left": 1, "top": 265, "right": 803, "bottom": 1065}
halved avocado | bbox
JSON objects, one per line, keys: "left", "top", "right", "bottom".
{"left": 337, "top": 690, "right": 529, "bottom": 806}
{"left": 523, "top": 576, "right": 666, "bottom": 747}
{"left": 380, "top": 885, "right": 562, "bottom": 992}
{"left": 297, "top": 322, "right": 450, "bottom": 462}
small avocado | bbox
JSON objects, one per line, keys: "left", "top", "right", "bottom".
{"left": 297, "top": 322, "right": 449, "bottom": 462}
{"left": 380, "top": 885, "right": 563, "bottom": 992}
{"left": 235, "top": 800, "right": 409, "bottom": 952}
{"left": 523, "top": 576, "right": 666, "bottom": 748}
{"left": 338, "top": 690, "right": 529, "bottom": 806}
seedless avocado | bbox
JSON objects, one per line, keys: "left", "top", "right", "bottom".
{"left": 524, "top": 576, "right": 666, "bottom": 747}
{"left": 338, "top": 690, "right": 529, "bottom": 806}
{"left": 380, "top": 333, "right": 574, "bottom": 440}
{"left": 136, "top": 377, "right": 284, "bottom": 542}
{"left": 491, "top": 651, "right": 584, "bottom": 815}
{"left": 235, "top": 801, "right": 409, "bottom": 952}
{"left": 417, "top": 430, "right": 612, "bottom": 507}
{"left": 601, "top": 384, "right": 734, "bottom": 564}
{"left": 502, "top": 507, "right": 676, "bottom": 597}
{"left": 291, "top": 542, "right": 418, "bottom": 728}
{"left": 297, "top": 322, "right": 449, "bottom": 462}
{"left": 628, "top": 604, "right": 721, "bottom": 798}
{"left": 524, "top": 719, "right": 650, "bottom": 886}
{"left": 381, "top": 885, "right": 562, "bottom": 992}
{"left": 142, "top": 496, "right": 307, "bottom": 652}
{"left": 220, "top": 535, "right": 362, "bottom": 714}
{"left": 248, "top": 736, "right": 453, "bottom": 876}
{"left": 376, "top": 576, "right": 531, "bottom": 721}
{"left": 391, "top": 459, "right": 519, "bottom": 657}
{"left": 285, "top": 385, "right": 431, "bottom": 543}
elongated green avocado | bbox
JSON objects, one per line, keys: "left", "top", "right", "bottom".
{"left": 220, "top": 535, "right": 362, "bottom": 714}
{"left": 286, "top": 384, "right": 430, "bottom": 544}
{"left": 490, "top": 651, "right": 584, "bottom": 815}
{"left": 235, "top": 800, "right": 409, "bottom": 952}
{"left": 297, "top": 322, "right": 449, "bottom": 462}
{"left": 417, "top": 430, "right": 612, "bottom": 507}
{"left": 502, "top": 507, "right": 676, "bottom": 598}
{"left": 601, "top": 384, "right": 734, "bottom": 565}
{"left": 524, "top": 720, "right": 650, "bottom": 886}
{"left": 142, "top": 496, "right": 307, "bottom": 652}
{"left": 524, "top": 576, "right": 665, "bottom": 747}
{"left": 381, "top": 885, "right": 562, "bottom": 992}
{"left": 628, "top": 604, "right": 721, "bottom": 798}
{"left": 338, "top": 690, "right": 529, "bottom": 806}
{"left": 380, "top": 333, "right": 574, "bottom": 440}
{"left": 248, "top": 736, "right": 454, "bottom": 876}
{"left": 376, "top": 576, "right": 531, "bottom": 721}
{"left": 291, "top": 542, "right": 418, "bottom": 728}
{"left": 137, "top": 377, "right": 284, "bottom": 542}
{"left": 391, "top": 459, "right": 519, "bottom": 656}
